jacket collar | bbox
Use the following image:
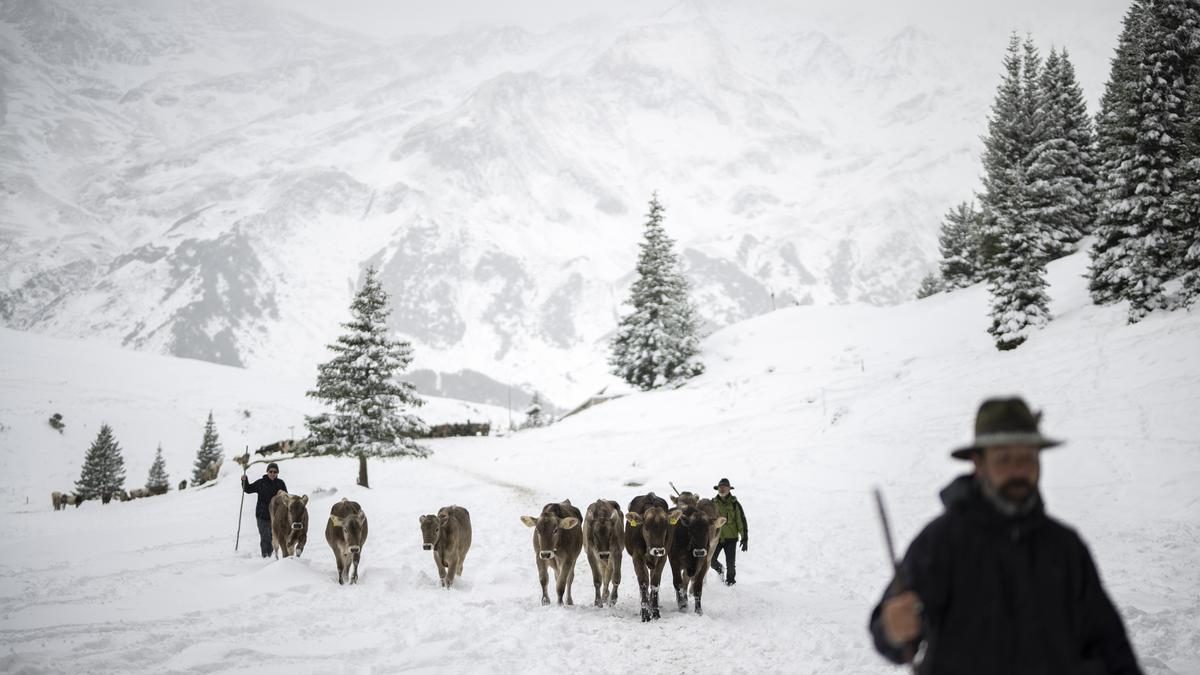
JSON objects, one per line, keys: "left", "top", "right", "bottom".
{"left": 941, "top": 473, "right": 1045, "bottom": 535}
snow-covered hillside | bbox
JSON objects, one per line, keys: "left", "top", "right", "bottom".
{"left": 0, "top": 0, "right": 1131, "bottom": 404}
{"left": 1, "top": 249, "right": 1196, "bottom": 673}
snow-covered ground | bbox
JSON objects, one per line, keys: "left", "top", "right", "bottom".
{"left": 1, "top": 249, "right": 1197, "bottom": 673}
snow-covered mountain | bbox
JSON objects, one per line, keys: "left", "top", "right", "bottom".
{"left": 1, "top": 247, "right": 1196, "bottom": 672}
{"left": 0, "top": 0, "right": 1128, "bottom": 404}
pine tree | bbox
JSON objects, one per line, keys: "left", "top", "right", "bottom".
{"left": 1090, "top": 0, "right": 1153, "bottom": 305}
{"left": 915, "top": 273, "right": 944, "bottom": 299}
{"left": 981, "top": 33, "right": 1053, "bottom": 349}
{"left": 1026, "top": 48, "right": 1097, "bottom": 259}
{"left": 146, "top": 444, "right": 170, "bottom": 495}
{"left": 191, "top": 412, "right": 224, "bottom": 486}
{"left": 1175, "top": 59, "right": 1200, "bottom": 306}
{"left": 937, "top": 201, "right": 984, "bottom": 288}
{"left": 1124, "top": 0, "right": 1197, "bottom": 322}
{"left": 609, "top": 193, "right": 705, "bottom": 390}
{"left": 522, "top": 392, "right": 548, "bottom": 429}
{"left": 303, "top": 266, "right": 429, "bottom": 488}
{"left": 76, "top": 423, "right": 126, "bottom": 504}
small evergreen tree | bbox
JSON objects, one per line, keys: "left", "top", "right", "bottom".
{"left": 916, "top": 273, "right": 944, "bottom": 299}
{"left": 76, "top": 423, "right": 126, "bottom": 504}
{"left": 609, "top": 193, "right": 705, "bottom": 390}
{"left": 303, "top": 266, "right": 429, "bottom": 488}
{"left": 521, "top": 392, "right": 548, "bottom": 429}
{"left": 937, "top": 201, "right": 984, "bottom": 288}
{"left": 1090, "top": 0, "right": 1153, "bottom": 305}
{"left": 191, "top": 411, "right": 224, "bottom": 486}
{"left": 146, "top": 444, "right": 170, "bottom": 495}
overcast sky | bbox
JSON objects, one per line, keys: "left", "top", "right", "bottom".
{"left": 265, "top": 0, "right": 677, "bottom": 36}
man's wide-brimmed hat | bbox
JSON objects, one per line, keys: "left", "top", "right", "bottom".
{"left": 951, "top": 397, "right": 1063, "bottom": 460}
{"left": 713, "top": 478, "right": 734, "bottom": 490}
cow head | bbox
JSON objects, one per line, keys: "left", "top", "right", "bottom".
{"left": 284, "top": 494, "right": 309, "bottom": 530}
{"left": 521, "top": 513, "right": 580, "bottom": 560}
{"left": 626, "top": 507, "right": 681, "bottom": 558}
{"left": 586, "top": 500, "right": 622, "bottom": 560}
{"left": 670, "top": 491, "right": 700, "bottom": 509}
{"left": 678, "top": 508, "right": 726, "bottom": 567}
{"left": 418, "top": 514, "right": 440, "bottom": 550}
{"left": 330, "top": 501, "right": 367, "bottom": 553}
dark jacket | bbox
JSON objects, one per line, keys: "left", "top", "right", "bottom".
{"left": 713, "top": 494, "right": 748, "bottom": 541}
{"left": 243, "top": 474, "right": 287, "bottom": 520}
{"left": 869, "top": 474, "right": 1142, "bottom": 675}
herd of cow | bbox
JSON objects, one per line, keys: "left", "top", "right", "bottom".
{"left": 267, "top": 489, "right": 727, "bottom": 621}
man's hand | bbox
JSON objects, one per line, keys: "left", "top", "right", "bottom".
{"left": 881, "top": 591, "right": 923, "bottom": 646}
{"left": 241, "top": 475, "right": 248, "bottom": 485}
{"left": 740, "top": 536, "right": 748, "bottom": 552}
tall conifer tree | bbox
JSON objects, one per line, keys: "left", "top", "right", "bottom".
{"left": 303, "top": 266, "right": 429, "bottom": 488}
{"left": 191, "top": 412, "right": 224, "bottom": 485}
{"left": 146, "top": 444, "right": 170, "bottom": 494}
{"left": 76, "top": 424, "right": 126, "bottom": 504}
{"left": 938, "top": 201, "right": 984, "bottom": 288}
{"left": 609, "top": 194, "right": 705, "bottom": 390}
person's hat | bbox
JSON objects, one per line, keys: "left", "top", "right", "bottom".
{"left": 713, "top": 478, "right": 734, "bottom": 490}
{"left": 951, "top": 397, "right": 1063, "bottom": 460}
{"left": 267, "top": 462, "right": 280, "bottom": 472}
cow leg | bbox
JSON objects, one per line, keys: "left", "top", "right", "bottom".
{"left": 650, "top": 561, "right": 665, "bottom": 619}
{"left": 537, "top": 558, "right": 551, "bottom": 606}
{"left": 587, "top": 551, "right": 603, "bottom": 607}
{"left": 444, "top": 553, "right": 458, "bottom": 589}
{"left": 634, "top": 560, "right": 651, "bottom": 622}
{"left": 694, "top": 574, "right": 704, "bottom": 615}
{"left": 599, "top": 559, "right": 611, "bottom": 607}
{"left": 610, "top": 553, "right": 621, "bottom": 606}
{"left": 564, "top": 564, "right": 575, "bottom": 606}
{"left": 295, "top": 530, "right": 306, "bottom": 558}
{"left": 351, "top": 549, "right": 361, "bottom": 584}
{"left": 433, "top": 550, "right": 447, "bottom": 586}
{"left": 335, "top": 551, "right": 346, "bottom": 585}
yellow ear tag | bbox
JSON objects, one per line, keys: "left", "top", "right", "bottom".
{"left": 629, "top": 520, "right": 640, "bottom": 528}
{"left": 330, "top": 516, "right": 342, "bottom": 527}
{"left": 668, "top": 516, "right": 680, "bottom": 525}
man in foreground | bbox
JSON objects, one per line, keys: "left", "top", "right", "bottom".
{"left": 869, "top": 397, "right": 1142, "bottom": 674}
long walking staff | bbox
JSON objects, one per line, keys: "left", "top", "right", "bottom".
{"left": 235, "top": 445, "right": 248, "bottom": 551}
{"left": 669, "top": 481, "right": 682, "bottom": 497}
{"left": 873, "top": 487, "right": 920, "bottom": 673}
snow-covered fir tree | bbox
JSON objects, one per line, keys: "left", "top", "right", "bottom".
{"left": 303, "top": 266, "right": 429, "bottom": 488}
{"left": 1090, "top": 0, "right": 1153, "bottom": 305}
{"left": 1176, "top": 57, "right": 1200, "bottom": 307}
{"left": 609, "top": 193, "right": 705, "bottom": 390}
{"left": 146, "top": 444, "right": 169, "bottom": 495}
{"left": 521, "top": 392, "right": 549, "bottom": 429}
{"left": 981, "top": 34, "right": 1053, "bottom": 349}
{"left": 76, "top": 423, "right": 126, "bottom": 504}
{"left": 915, "top": 273, "right": 944, "bottom": 299}
{"left": 1123, "top": 0, "right": 1198, "bottom": 322}
{"left": 1026, "top": 48, "right": 1097, "bottom": 259}
{"left": 937, "top": 201, "right": 984, "bottom": 288}
{"left": 191, "top": 411, "right": 223, "bottom": 486}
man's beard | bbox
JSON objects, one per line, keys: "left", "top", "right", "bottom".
{"left": 980, "top": 476, "right": 1039, "bottom": 516}
{"left": 997, "top": 478, "right": 1035, "bottom": 504}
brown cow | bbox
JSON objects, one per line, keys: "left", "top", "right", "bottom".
{"left": 270, "top": 492, "right": 309, "bottom": 558}
{"left": 51, "top": 491, "right": 67, "bottom": 511}
{"left": 670, "top": 491, "right": 700, "bottom": 509}
{"left": 583, "top": 499, "right": 624, "bottom": 607}
{"left": 419, "top": 505, "right": 472, "bottom": 589}
{"left": 325, "top": 499, "right": 368, "bottom": 585}
{"left": 668, "top": 498, "right": 726, "bottom": 616}
{"left": 520, "top": 500, "right": 582, "bottom": 606}
{"left": 624, "top": 492, "right": 682, "bottom": 622}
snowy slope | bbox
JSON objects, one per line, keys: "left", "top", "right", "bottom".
{"left": 0, "top": 0, "right": 1132, "bottom": 405}
{"left": 0, "top": 248, "right": 1197, "bottom": 673}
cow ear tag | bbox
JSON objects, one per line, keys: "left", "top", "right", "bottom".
{"left": 668, "top": 515, "right": 680, "bottom": 525}
{"left": 330, "top": 516, "right": 342, "bottom": 527}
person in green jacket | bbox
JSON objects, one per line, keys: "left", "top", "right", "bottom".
{"left": 710, "top": 477, "right": 748, "bottom": 585}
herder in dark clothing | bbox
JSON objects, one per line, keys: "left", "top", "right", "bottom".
{"left": 869, "top": 397, "right": 1143, "bottom": 675}
{"left": 242, "top": 462, "right": 287, "bottom": 558}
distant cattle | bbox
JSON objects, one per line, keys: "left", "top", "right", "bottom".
{"left": 255, "top": 439, "right": 294, "bottom": 457}
{"left": 127, "top": 488, "right": 152, "bottom": 500}
{"left": 521, "top": 500, "right": 582, "bottom": 606}
{"left": 325, "top": 499, "right": 369, "bottom": 585}
{"left": 51, "top": 491, "right": 73, "bottom": 511}
{"left": 419, "top": 505, "right": 473, "bottom": 589}
{"left": 624, "top": 492, "right": 681, "bottom": 622}
{"left": 668, "top": 498, "right": 726, "bottom": 616}
{"left": 270, "top": 492, "right": 309, "bottom": 558}
{"left": 583, "top": 499, "right": 624, "bottom": 607}
{"left": 421, "top": 422, "right": 491, "bottom": 438}
{"left": 179, "top": 480, "right": 187, "bottom": 491}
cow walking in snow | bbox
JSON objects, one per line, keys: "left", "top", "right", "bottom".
{"left": 325, "top": 499, "right": 368, "bottom": 585}
{"left": 583, "top": 499, "right": 623, "bottom": 607}
{"left": 624, "top": 492, "right": 681, "bottom": 622}
{"left": 419, "top": 505, "right": 472, "bottom": 589}
{"left": 668, "top": 498, "right": 726, "bottom": 615}
{"left": 521, "top": 500, "right": 582, "bottom": 606}
{"left": 269, "top": 491, "right": 309, "bottom": 558}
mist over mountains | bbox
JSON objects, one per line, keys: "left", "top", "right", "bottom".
{"left": 0, "top": 0, "right": 1126, "bottom": 405}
